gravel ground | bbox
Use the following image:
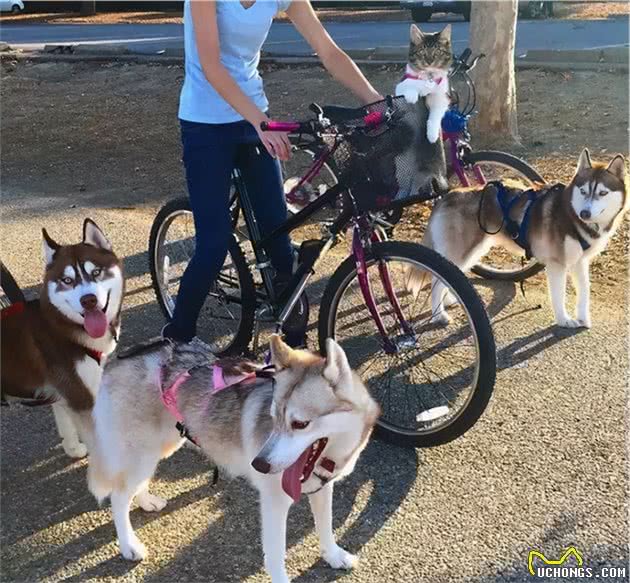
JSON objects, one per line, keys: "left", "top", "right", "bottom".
{"left": 1, "top": 61, "right": 628, "bottom": 583}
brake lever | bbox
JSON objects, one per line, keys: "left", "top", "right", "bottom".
{"left": 468, "top": 53, "right": 485, "bottom": 72}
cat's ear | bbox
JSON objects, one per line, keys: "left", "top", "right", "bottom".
{"left": 577, "top": 148, "right": 592, "bottom": 173}
{"left": 439, "top": 24, "right": 452, "bottom": 43}
{"left": 410, "top": 24, "right": 424, "bottom": 44}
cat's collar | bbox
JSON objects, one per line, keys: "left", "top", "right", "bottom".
{"left": 402, "top": 64, "right": 443, "bottom": 85}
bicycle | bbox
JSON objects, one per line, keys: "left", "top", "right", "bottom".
{"left": 229, "top": 49, "right": 546, "bottom": 281}
{"left": 150, "top": 97, "right": 496, "bottom": 448}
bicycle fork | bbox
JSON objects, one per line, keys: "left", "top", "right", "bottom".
{"left": 352, "top": 219, "right": 415, "bottom": 354}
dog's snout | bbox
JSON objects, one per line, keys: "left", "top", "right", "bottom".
{"left": 580, "top": 209, "right": 591, "bottom": 220}
{"left": 251, "top": 457, "right": 271, "bottom": 474}
{"left": 80, "top": 294, "right": 98, "bottom": 310}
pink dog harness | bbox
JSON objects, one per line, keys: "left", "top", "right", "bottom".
{"left": 161, "top": 364, "right": 258, "bottom": 424}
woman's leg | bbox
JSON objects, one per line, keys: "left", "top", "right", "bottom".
{"left": 164, "top": 122, "right": 236, "bottom": 341}
{"left": 236, "top": 142, "right": 308, "bottom": 346}
{"left": 235, "top": 143, "right": 294, "bottom": 275}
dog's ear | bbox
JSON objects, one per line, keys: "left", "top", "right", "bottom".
{"left": 606, "top": 155, "right": 626, "bottom": 182}
{"left": 410, "top": 24, "right": 424, "bottom": 43}
{"left": 83, "top": 219, "right": 112, "bottom": 251}
{"left": 440, "top": 24, "right": 452, "bottom": 43}
{"left": 323, "top": 338, "right": 352, "bottom": 389}
{"left": 577, "top": 148, "right": 592, "bottom": 173}
{"left": 270, "top": 334, "right": 294, "bottom": 371}
{"left": 42, "top": 228, "right": 60, "bottom": 267}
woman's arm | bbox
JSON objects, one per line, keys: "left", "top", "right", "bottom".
{"left": 191, "top": 1, "right": 290, "bottom": 160}
{"left": 286, "top": 1, "right": 383, "bottom": 105}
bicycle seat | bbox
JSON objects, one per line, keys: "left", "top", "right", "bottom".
{"left": 321, "top": 104, "right": 366, "bottom": 123}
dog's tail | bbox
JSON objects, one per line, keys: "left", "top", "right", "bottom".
{"left": 405, "top": 227, "right": 433, "bottom": 298}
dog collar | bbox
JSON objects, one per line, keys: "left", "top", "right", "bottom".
{"left": 85, "top": 348, "right": 103, "bottom": 365}
{"left": 402, "top": 65, "right": 443, "bottom": 85}
{"left": 0, "top": 301, "right": 25, "bottom": 320}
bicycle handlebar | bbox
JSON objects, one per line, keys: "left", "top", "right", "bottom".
{"left": 261, "top": 108, "right": 388, "bottom": 136}
{"left": 452, "top": 49, "right": 484, "bottom": 74}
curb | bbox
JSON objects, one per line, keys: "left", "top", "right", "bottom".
{"left": 2, "top": 48, "right": 628, "bottom": 73}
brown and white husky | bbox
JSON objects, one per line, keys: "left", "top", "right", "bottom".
{"left": 1, "top": 219, "right": 124, "bottom": 457}
{"left": 407, "top": 150, "right": 627, "bottom": 328}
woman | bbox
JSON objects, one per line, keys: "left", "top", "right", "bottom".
{"left": 163, "top": 0, "right": 382, "bottom": 347}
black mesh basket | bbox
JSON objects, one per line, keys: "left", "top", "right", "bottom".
{"left": 325, "top": 96, "right": 446, "bottom": 212}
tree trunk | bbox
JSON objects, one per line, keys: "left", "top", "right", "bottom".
{"left": 80, "top": 1, "right": 96, "bottom": 16}
{"left": 469, "top": 0, "right": 519, "bottom": 144}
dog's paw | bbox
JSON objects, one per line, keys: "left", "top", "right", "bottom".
{"left": 426, "top": 122, "right": 441, "bottom": 143}
{"left": 443, "top": 291, "right": 458, "bottom": 308}
{"left": 62, "top": 440, "right": 87, "bottom": 459}
{"left": 120, "top": 536, "right": 147, "bottom": 562}
{"left": 556, "top": 317, "right": 582, "bottom": 329}
{"left": 137, "top": 492, "right": 167, "bottom": 512}
{"left": 431, "top": 311, "right": 450, "bottom": 326}
{"left": 323, "top": 545, "right": 358, "bottom": 570}
{"left": 577, "top": 315, "right": 592, "bottom": 329}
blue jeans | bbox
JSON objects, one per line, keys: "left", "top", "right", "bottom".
{"left": 165, "top": 119, "right": 294, "bottom": 342}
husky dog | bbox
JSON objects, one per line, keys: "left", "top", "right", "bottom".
{"left": 1, "top": 220, "right": 123, "bottom": 458}
{"left": 88, "top": 336, "right": 379, "bottom": 583}
{"left": 407, "top": 150, "right": 627, "bottom": 328}
{"left": 395, "top": 24, "right": 452, "bottom": 144}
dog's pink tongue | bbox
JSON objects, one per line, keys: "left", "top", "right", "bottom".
{"left": 83, "top": 309, "right": 108, "bottom": 338}
{"left": 281, "top": 447, "right": 311, "bottom": 503}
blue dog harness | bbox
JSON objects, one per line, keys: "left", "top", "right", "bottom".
{"left": 489, "top": 181, "right": 590, "bottom": 260}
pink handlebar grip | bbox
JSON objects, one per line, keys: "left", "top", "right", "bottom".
{"left": 262, "top": 121, "right": 302, "bottom": 132}
{"left": 363, "top": 111, "right": 384, "bottom": 127}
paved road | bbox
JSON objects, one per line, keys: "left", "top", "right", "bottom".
{"left": 1, "top": 19, "right": 628, "bottom": 55}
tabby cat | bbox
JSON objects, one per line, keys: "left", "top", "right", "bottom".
{"left": 395, "top": 24, "right": 453, "bottom": 143}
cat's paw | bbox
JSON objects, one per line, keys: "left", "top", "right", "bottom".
{"left": 401, "top": 89, "right": 419, "bottom": 104}
{"left": 426, "top": 121, "right": 441, "bottom": 143}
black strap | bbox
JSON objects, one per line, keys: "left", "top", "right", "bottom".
{"left": 175, "top": 421, "right": 220, "bottom": 486}
{"left": 176, "top": 421, "right": 198, "bottom": 445}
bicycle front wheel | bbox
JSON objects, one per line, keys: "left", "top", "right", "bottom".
{"left": 459, "top": 150, "right": 546, "bottom": 282}
{"left": 149, "top": 197, "right": 256, "bottom": 356}
{"left": 318, "top": 241, "right": 496, "bottom": 448}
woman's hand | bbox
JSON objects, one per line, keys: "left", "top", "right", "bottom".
{"left": 255, "top": 115, "right": 292, "bottom": 161}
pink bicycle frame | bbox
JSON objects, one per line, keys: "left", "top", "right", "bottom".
{"left": 352, "top": 218, "right": 413, "bottom": 354}
{"left": 443, "top": 130, "right": 486, "bottom": 186}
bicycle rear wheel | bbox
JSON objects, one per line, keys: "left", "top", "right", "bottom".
{"left": 0, "top": 262, "right": 25, "bottom": 309}
{"left": 318, "top": 241, "right": 496, "bottom": 448}
{"left": 149, "top": 197, "right": 256, "bottom": 356}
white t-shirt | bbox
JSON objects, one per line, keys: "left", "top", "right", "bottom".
{"left": 179, "top": 0, "right": 291, "bottom": 124}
